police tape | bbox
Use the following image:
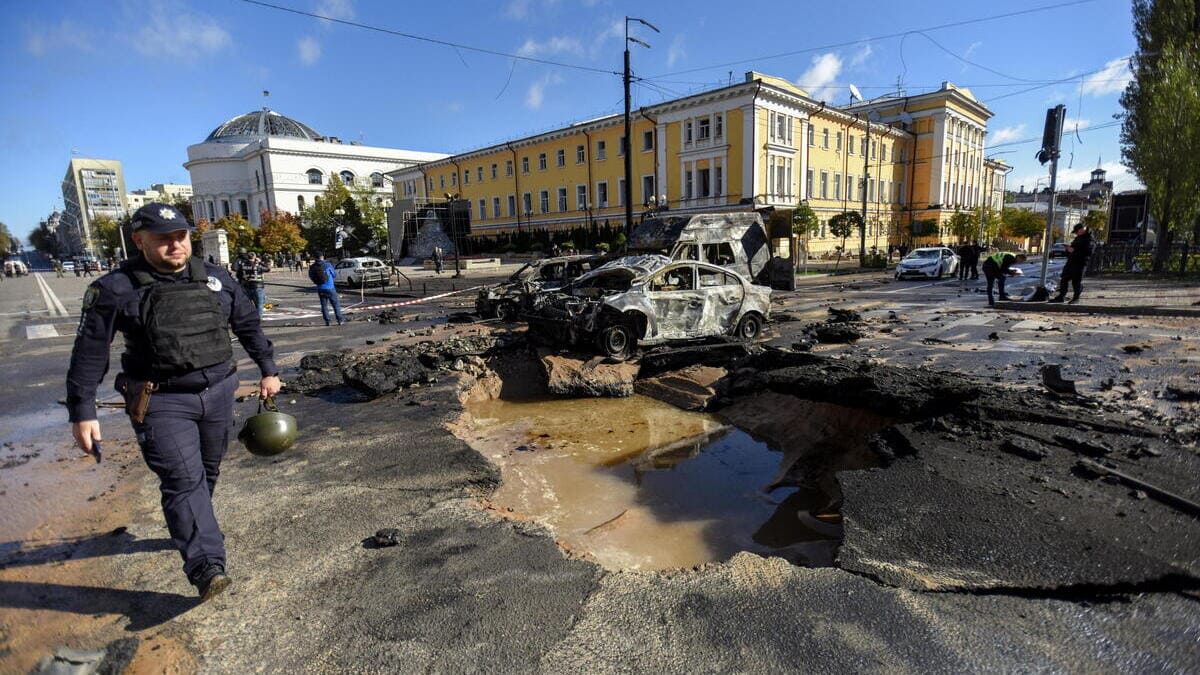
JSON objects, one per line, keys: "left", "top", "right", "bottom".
{"left": 341, "top": 285, "right": 485, "bottom": 315}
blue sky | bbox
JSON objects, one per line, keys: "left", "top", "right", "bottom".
{"left": 0, "top": 0, "right": 1138, "bottom": 241}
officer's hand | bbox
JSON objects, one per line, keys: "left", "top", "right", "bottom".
{"left": 72, "top": 420, "right": 102, "bottom": 456}
{"left": 259, "top": 376, "right": 282, "bottom": 400}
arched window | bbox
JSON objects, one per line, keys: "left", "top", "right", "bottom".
{"left": 339, "top": 170, "right": 355, "bottom": 186}
{"left": 371, "top": 172, "right": 384, "bottom": 188}
{"left": 307, "top": 169, "right": 323, "bottom": 185}
{"left": 297, "top": 195, "right": 306, "bottom": 210}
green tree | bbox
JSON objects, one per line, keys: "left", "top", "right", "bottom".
{"left": 977, "top": 208, "right": 1001, "bottom": 243}
{"left": 0, "top": 221, "right": 12, "bottom": 254}
{"left": 1081, "top": 209, "right": 1110, "bottom": 241}
{"left": 1001, "top": 207, "right": 1047, "bottom": 241}
{"left": 301, "top": 175, "right": 354, "bottom": 254}
{"left": 257, "top": 210, "right": 308, "bottom": 254}
{"left": 1119, "top": 0, "right": 1200, "bottom": 270}
{"left": 791, "top": 201, "right": 820, "bottom": 238}
{"left": 946, "top": 210, "right": 979, "bottom": 242}
{"left": 828, "top": 211, "right": 864, "bottom": 269}
{"left": 213, "top": 213, "right": 255, "bottom": 253}
{"left": 90, "top": 215, "right": 125, "bottom": 258}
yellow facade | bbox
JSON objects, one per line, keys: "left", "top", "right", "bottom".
{"left": 391, "top": 72, "right": 993, "bottom": 254}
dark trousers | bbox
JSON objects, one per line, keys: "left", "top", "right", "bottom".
{"left": 318, "top": 288, "right": 344, "bottom": 325}
{"left": 982, "top": 260, "right": 1007, "bottom": 305}
{"left": 1056, "top": 264, "right": 1083, "bottom": 300}
{"left": 130, "top": 374, "right": 237, "bottom": 583}
{"left": 968, "top": 258, "right": 979, "bottom": 279}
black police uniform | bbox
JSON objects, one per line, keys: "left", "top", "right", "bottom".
{"left": 66, "top": 203, "right": 277, "bottom": 589}
{"left": 1052, "top": 228, "right": 1094, "bottom": 303}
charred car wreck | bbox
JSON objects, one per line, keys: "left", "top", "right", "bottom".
{"left": 476, "top": 254, "right": 604, "bottom": 321}
{"left": 528, "top": 255, "right": 771, "bottom": 360}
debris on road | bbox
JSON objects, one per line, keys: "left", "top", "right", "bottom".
{"left": 1040, "top": 364, "right": 1079, "bottom": 396}
{"left": 540, "top": 352, "right": 640, "bottom": 398}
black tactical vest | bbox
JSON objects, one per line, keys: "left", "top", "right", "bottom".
{"left": 129, "top": 258, "right": 232, "bottom": 378}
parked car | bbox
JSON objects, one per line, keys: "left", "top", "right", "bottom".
{"left": 894, "top": 247, "right": 960, "bottom": 280}
{"left": 528, "top": 255, "right": 772, "bottom": 360}
{"left": 1049, "top": 242, "right": 1069, "bottom": 259}
{"left": 333, "top": 257, "right": 389, "bottom": 287}
{"left": 476, "top": 254, "right": 604, "bottom": 321}
{"left": 60, "top": 260, "right": 76, "bottom": 273}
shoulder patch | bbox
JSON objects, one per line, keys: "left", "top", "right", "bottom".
{"left": 81, "top": 286, "right": 101, "bottom": 310}
{"left": 207, "top": 277, "right": 222, "bottom": 292}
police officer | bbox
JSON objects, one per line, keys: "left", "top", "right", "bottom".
{"left": 66, "top": 202, "right": 281, "bottom": 601}
{"left": 981, "top": 250, "right": 1028, "bottom": 306}
{"left": 1049, "top": 223, "right": 1094, "bottom": 304}
{"left": 233, "top": 251, "right": 269, "bottom": 317}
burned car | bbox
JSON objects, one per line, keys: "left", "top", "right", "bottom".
{"left": 476, "top": 254, "right": 603, "bottom": 321}
{"left": 528, "top": 255, "right": 771, "bottom": 360}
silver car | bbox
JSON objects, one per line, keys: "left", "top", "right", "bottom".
{"left": 894, "top": 247, "right": 960, "bottom": 280}
{"left": 529, "top": 255, "right": 772, "bottom": 360}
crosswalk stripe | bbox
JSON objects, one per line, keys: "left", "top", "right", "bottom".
{"left": 26, "top": 324, "right": 59, "bottom": 339}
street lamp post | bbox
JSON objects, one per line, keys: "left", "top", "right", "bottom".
{"left": 624, "top": 16, "right": 659, "bottom": 238}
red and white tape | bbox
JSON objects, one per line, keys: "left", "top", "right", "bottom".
{"left": 342, "top": 285, "right": 484, "bottom": 314}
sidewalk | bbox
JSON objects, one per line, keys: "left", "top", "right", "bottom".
{"left": 994, "top": 276, "right": 1200, "bottom": 317}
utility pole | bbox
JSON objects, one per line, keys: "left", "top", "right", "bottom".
{"left": 623, "top": 16, "right": 659, "bottom": 238}
{"left": 860, "top": 116, "right": 870, "bottom": 260}
{"left": 1034, "top": 105, "right": 1065, "bottom": 299}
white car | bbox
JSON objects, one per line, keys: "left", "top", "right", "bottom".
{"left": 333, "top": 257, "right": 389, "bottom": 287}
{"left": 895, "top": 247, "right": 959, "bottom": 280}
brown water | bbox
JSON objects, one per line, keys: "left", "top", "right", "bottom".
{"left": 463, "top": 393, "right": 888, "bottom": 571}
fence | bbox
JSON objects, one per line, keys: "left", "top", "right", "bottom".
{"left": 1087, "top": 242, "right": 1200, "bottom": 277}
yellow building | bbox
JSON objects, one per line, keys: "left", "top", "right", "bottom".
{"left": 390, "top": 72, "right": 994, "bottom": 256}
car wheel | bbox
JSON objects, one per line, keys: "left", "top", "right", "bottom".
{"left": 597, "top": 323, "right": 635, "bottom": 361}
{"left": 496, "top": 302, "right": 519, "bottom": 322}
{"left": 735, "top": 313, "right": 762, "bottom": 340}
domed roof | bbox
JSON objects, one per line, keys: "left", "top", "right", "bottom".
{"left": 205, "top": 108, "right": 321, "bottom": 142}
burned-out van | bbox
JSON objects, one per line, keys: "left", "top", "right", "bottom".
{"left": 630, "top": 212, "right": 793, "bottom": 290}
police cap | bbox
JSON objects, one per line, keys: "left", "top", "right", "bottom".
{"left": 131, "top": 203, "right": 194, "bottom": 233}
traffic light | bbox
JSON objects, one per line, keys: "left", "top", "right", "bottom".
{"left": 1037, "top": 105, "right": 1066, "bottom": 165}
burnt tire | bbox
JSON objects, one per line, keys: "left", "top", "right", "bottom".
{"left": 597, "top": 323, "right": 635, "bottom": 361}
{"left": 496, "top": 302, "right": 519, "bottom": 322}
{"left": 735, "top": 313, "right": 762, "bottom": 340}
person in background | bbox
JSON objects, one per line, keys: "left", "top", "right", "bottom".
{"left": 233, "top": 252, "right": 269, "bottom": 317}
{"left": 981, "top": 251, "right": 1028, "bottom": 306}
{"left": 1049, "top": 223, "right": 1095, "bottom": 304}
{"left": 308, "top": 252, "right": 343, "bottom": 326}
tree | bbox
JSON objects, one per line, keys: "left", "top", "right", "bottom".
{"left": 977, "top": 208, "right": 1001, "bottom": 243}
{"left": 1001, "top": 207, "right": 1046, "bottom": 241}
{"left": 1081, "top": 209, "right": 1110, "bottom": 241}
{"left": 1119, "top": 0, "right": 1200, "bottom": 270}
{"left": 212, "top": 213, "right": 254, "bottom": 253}
{"left": 791, "top": 201, "right": 820, "bottom": 238}
{"left": 90, "top": 215, "right": 125, "bottom": 258}
{"left": 257, "top": 210, "right": 308, "bottom": 254}
{"left": 828, "top": 211, "right": 864, "bottom": 269}
{"left": 0, "top": 221, "right": 12, "bottom": 254}
{"left": 301, "top": 175, "right": 354, "bottom": 254}
{"left": 946, "top": 210, "right": 979, "bottom": 242}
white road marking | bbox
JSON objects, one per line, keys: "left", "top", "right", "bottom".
{"left": 25, "top": 324, "right": 59, "bottom": 339}
{"left": 1011, "top": 319, "right": 1055, "bottom": 331}
{"left": 33, "top": 273, "right": 69, "bottom": 317}
{"left": 883, "top": 281, "right": 938, "bottom": 294}
{"left": 0, "top": 309, "right": 51, "bottom": 316}
{"left": 944, "top": 315, "right": 996, "bottom": 329}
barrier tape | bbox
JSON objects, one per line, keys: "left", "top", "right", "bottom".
{"left": 341, "top": 285, "right": 484, "bottom": 314}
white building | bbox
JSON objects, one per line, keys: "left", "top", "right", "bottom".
{"left": 128, "top": 183, "right": 194, "bottom": 210}
{"left": 184, "top": 108, "right": 446, "bottom": 226}
{"left": 61, "top": 158, "right": 128, "bottom": 257}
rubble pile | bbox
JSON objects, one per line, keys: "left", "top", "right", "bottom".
{"left": 795, "top": 307, "right": 868, "bottom": 348}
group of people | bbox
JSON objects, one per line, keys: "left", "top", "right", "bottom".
{"left": 980, "top": 223, "right": 1094, "bottom": 306}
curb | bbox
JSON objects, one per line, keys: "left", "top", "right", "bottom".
{"left": 992, "top": 301, "right": 1200, "bottom": 318}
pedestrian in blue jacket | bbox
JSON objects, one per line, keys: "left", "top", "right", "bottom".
{"left": 308, "top": 252, "right": 343, "bottom": 326}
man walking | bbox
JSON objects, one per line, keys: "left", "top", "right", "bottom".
{"left": 309, "top": 252, "right": 343, "bottom": 326}
{"left": 234, "top": 252, "right": 269, "bottom": 317}
{"left": 1049, "top": 223, "right": 1094, "bottom": 304}
{"left": 433, "top": 246, "right": 445, "bottom": 275}
{"left": 981, "top": 251, "right": 1028, "bottom": 306}
{"left": 54, "top": 258, "right": 65, "bottom": 278}
{"left": 66, "top": 202, "right": 281, "bottom": 601}
{"left": 956, "top": 242, "right": 975, "bottom": 281}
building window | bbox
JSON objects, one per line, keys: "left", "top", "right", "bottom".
{"left": 848, "top": 175, "right": 855, "bottom": 201}
{"left": 597, "top": 181, "right": 608, "bottom": 208}
{"left": 619, "top": 136, "right": 627, "bottom": 156}
{"left": 556, "top": 149, "right": 565, "bottom": 167}
{"left": 643, "top": 130, "right": 654, "bottom": 151}
{"left": 221, "top": 200, "right": 230, "bottom": 217}
{"left": 507, "top": 195, "right": 516, "bottom": 217}
{"left": 685, "top": 169, "right": 693, "bottom": 200}
{"left": 493, "top": 196, "right": 501, "bottom": 218}
{"left": 836, "top": 132, "right": 842, "bottom": 152}
{"left": 522, "top": 192, "right": 532, "bottom": 215}
{"left": 450, "top": 172, "right": 456, "bottom": 187}
{"left": 881, "top": 144, "right": 888, "bottom": 162}
{"left": 297, "top": 195, "right": 305, "bottom": 210}
{"left": 506, "top": 160, "right": 514, "bottom": 176}
{"left": 207, "top": 202, "right": 215, "bottom": 220}
{"left": 834, "top": 174, "right": 841, "bottom": 200}
{"left": 538, "top": 153, "right": 547, "bottom": 170}
{"left": 475, "top": 167, "right": 482, "bottom": 182}
{"left": 478, "top": 199, "right": 487, "bottom": 220}
{"left": 522, "top": 157, "right": 530, "bottom": 174}
{"left": 539, "top": 190, "right": 550, "bottom": 213}
{"left": 576, "top": 145, "right": 585, "bottom": 163}
{"left": 805, "top": 169, "right": 813, "bottom": 198}
{"left": 807, "top": 124, "right": 815, "bottom": 146}
{"left": 255, "top": 170, "right": 261, "bottom": 189}
{"left": 618, "top": 178, "right": 626, "bottom": 206}
{"left": 371, "top": 172, "right": 385, "bottom": 188}
{"left": 596, "top": 140, "right": 607, "bottom": 160}
{"left": 685, "top": 121, "right": 693, "bottom": 143}
{"left": 576, "top": 184, "right": 587, "bottom": 209}
{"left": 822, "top": 128, "right": 829, "bottom": 149}
{"left": 715, "top": 165, "right": 724, "bottom": 197}
{"left": 871, "top": 140, "right": 877, "bottom": 159}
{"left": 439, "top": 175, "right": 445, "bottom": 189}
{"left": 869, "top": 178, "right": 875, "bottom": 202}
{"left": 861, "top": 137, "right": 868, "bottom": 155}
{"left": 848, "top": 134, "right": 856, "bottom": 155}
{"left": 697, "top": 118, "right": 711, "bottom": 140}
{"left": 820, "top": 171, "right": 828, "bottom": 199}
{"left": 491, "top": 164, "right": 498, "bottom": 179}
{"left": 464, "top": 170, "right": 470, "bottom": 185}
{"left": 642, "top": 175, "right": 656, "bottom": 204}
{"left": 697, "top": 169, "right": 710, "bottom": 198}
{"left": 238, "top": 199, "right": 249, "bottom": 218}
{"left": 715, "top": 114, "right": 723, "bottom": 138}
{"left": 557, "top": 187, "right": 568, "bottom": 212}
{"left": 307, "top": 169, "right": 323, "bottom": 185}
{"left": 340, "top": 170, "right": 355, "bottom": 186}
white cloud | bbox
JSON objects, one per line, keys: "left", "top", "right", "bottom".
{"left": 516, "top": 36, "right": 584, "bottom": 58}
{"left": 797, "top": 52, "right": 843, "bottom": 101}
{"left": 297, "top": 36, "right": 321, "bottom": 66}
{"left": 132, "top": 5, "right": 231, "bottom": 62}
{"left": 1082, "top": 57, "right": 1132, "bottom": 96}
{"left": 849, "top": 43, "right": 872, "bottom": 68}
{"left": 1064, "top": 118, "right": 1091, "bottom": 133}
{"left": 314, "top": 0, "right": 355, "bottom": 22}
{"left": 589, "top": 18, "right": 625, "bottom": 58}
{"left": 24, "top": 20, "right": 95, "bottom": 57}
{"left": 989, "top": 124, "right": 1026, "bottom": 145}
{"left": 505, "top": 0, "right": 532, "bottom": 19}
{"left": 667, "top": 34, "right": 686, "bottom": 68}
{"left": 526, "top": 73, "right": 563, "bottom": 109}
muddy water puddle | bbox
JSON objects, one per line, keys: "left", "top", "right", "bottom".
{"left": 464, "top": 393, "right": 890, "bottom": 571}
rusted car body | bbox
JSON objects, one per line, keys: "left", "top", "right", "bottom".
{"left": 475, "top": 254, "right": 603, "bottom": 321}
{"left": 528, "top": 255, "right": 772, "bottom": 359}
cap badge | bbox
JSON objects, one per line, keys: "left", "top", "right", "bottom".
{"left": 159, "top": 208, "right": 177, "bottom": 220}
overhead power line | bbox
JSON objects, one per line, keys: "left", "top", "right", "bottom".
{"left": 645, "top": 0, "right": 1099, "bottom": 78}
{"left": 240, "top": 0, "right": 619, "bottom": 75}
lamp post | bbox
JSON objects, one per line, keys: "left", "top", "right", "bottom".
{"left": 624, "top": 16, "right": 659, "bottom": 238}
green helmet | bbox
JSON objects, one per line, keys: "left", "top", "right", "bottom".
{"left": 238, "top": 397, "right": 297, "bottom": 456}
